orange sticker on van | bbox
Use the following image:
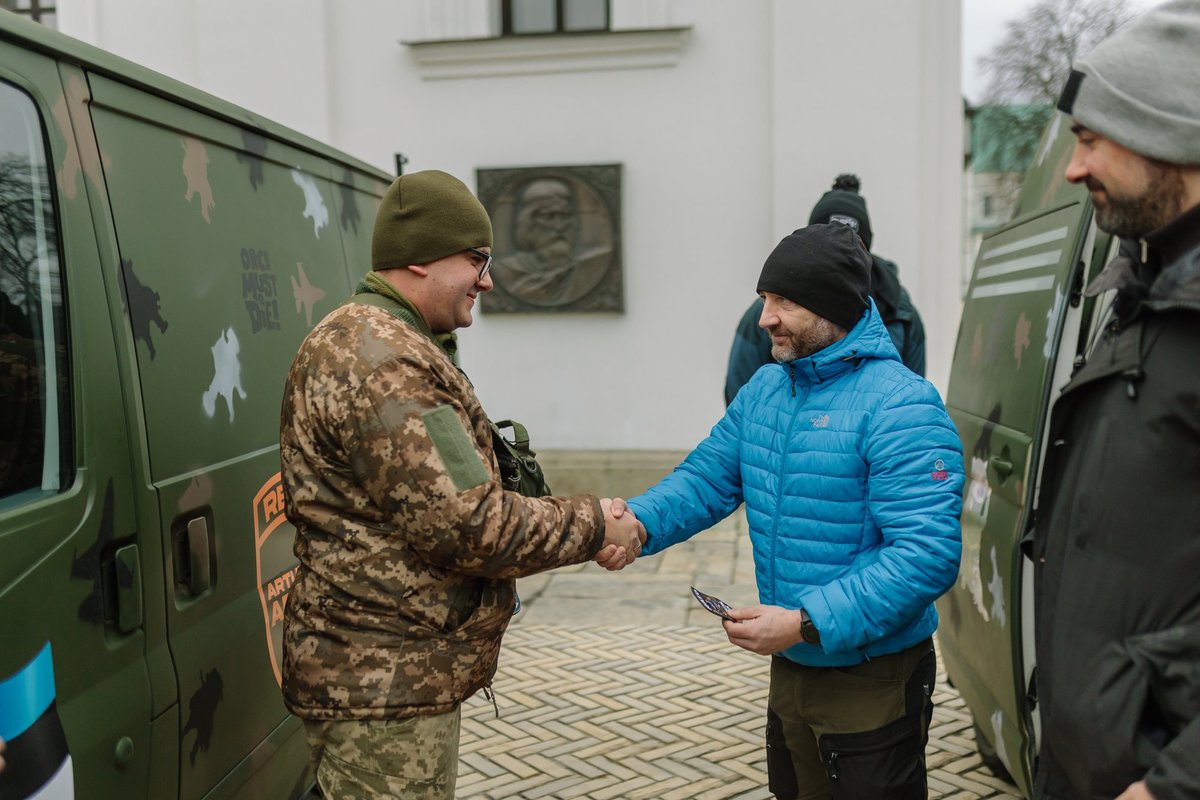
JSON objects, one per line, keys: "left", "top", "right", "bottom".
{"left": 253, "top": 472, "right": 298, "bottom": 687}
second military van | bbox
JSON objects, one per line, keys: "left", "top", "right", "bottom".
{"left": 936, "top": 112, "right": 1121, "bottom": 796}
{"left": 0, "top": 12, "right": 390, "bottom": 799}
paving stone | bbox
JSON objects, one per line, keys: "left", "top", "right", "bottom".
{"left": 456, "top": 507, "right": 1024, "bottom": 799}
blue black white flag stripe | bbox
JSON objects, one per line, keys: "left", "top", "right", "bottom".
{"left": 0, "top": 642, "right": 74, "bottom": 799}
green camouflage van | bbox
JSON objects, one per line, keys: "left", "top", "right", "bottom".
{"left": 0, "top": 12, "right": 389, "bottom": 799}
{"left": 937, "top": 112, "right": 1122, "bottom": 796}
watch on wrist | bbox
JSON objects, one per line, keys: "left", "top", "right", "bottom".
{"left": 800, "top": 609, "right": 821, "bottom": 645}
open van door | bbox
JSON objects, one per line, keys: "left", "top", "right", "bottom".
{"left": 936, "top": 115, "right": 1117, "bottom": 796}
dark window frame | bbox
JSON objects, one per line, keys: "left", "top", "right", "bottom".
{"left": 2, "top": 0, "right": 57, "bottom": 27}
{"left": 500, "top": 0, "right": 610, "bottom": 36}
{"left": 0, "top": 78, "right": 73, "bottom": 501}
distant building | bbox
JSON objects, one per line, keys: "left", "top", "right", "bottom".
{"left": 0, "top": 0, "right": 56, "bottom": 27}
{"left": 963, "top": 104, "right": 1054, "bottom": 288}
{"left": 53, "top": 0, "right": 963, "bottom": 458}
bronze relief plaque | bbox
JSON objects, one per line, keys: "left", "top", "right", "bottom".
{"left": 477, "top": 164, "right": 623, "bottom": 313}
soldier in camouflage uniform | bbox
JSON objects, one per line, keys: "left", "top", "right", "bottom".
{"left": 279, "top": 169, "right": 644, "bottom": 799}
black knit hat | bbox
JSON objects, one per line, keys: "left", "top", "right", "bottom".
{"left": 757, "top": 223, "right": 871, "bottom": 331}
{"left": 808, "top": 173, "right": 872, "bottom": 250}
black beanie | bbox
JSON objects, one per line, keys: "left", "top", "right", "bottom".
{"left": 808, "top": 173, "right": 872, "bottom": 250}
{"left": 757, "top": 223, "right": 871, "bottom": 331}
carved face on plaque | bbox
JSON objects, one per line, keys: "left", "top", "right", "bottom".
{"left": 478, "top": 165, "right": 623, "bottom": 313}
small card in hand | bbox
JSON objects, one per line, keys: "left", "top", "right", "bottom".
{"left": 691, "top": 586, "right": 735, "bottom": 621}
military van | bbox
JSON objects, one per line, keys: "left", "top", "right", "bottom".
{"left": 937, "top": 112, "right": 1121, "bottom": 796}
{"left": 0, "top": 12, "right": 389, "bottom": 799}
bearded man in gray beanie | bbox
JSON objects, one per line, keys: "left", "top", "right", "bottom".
{"left": 622, "top": 223, "right": 963, "bottom": 799}
{"left": 279, "top": 170, "right": 644, "bottom": 798}
{"left": 1029, "top": 2, "right": 1200, "bottom": 799}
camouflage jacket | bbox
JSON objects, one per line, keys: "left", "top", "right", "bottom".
{"left": 279, "top": 281, "right": 604, "bottom": 720}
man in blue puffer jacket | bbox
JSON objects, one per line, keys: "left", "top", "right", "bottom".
{"left": 626, "top": 223, "right": 963, "bottom": 799}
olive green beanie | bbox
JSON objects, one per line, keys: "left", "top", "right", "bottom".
{"left": 371, "top": 170, "right": 493, "bottom": 270}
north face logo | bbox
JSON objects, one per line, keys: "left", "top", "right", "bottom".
{"left": 931, "top": 458, "right": 949, "bottom": 481}
{"left": 811, "top": 414, "right": 830, "bottom": 428}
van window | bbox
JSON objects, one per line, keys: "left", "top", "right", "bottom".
{"left": 0, "top": 80, "right": 69, "bottom": 501}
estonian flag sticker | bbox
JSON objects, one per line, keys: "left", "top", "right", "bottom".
{"left": 0, "top": 642, "right": 74, "bottom": 799}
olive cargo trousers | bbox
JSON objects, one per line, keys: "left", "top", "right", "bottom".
{"left": 766, "top": 639, "right": 936, "bottom": 800}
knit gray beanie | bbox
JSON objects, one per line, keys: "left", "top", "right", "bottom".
{"left": 1057, "top": 0, "right": 1200, "bottom": 165}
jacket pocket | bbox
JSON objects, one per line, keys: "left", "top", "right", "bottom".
{"left": 1061, "top": 621, "right": 1200, "bottom": 793}
{"left": 765, "top": 706, "right": 799, "bottom": 800}
{"left": 818, "top": 713, "right": 924, "bottom": 800}
{"left": 1121, "top": 622, "right": 1200, "bottom": 746}
{"left": 442, "top": 578, "right": 483, "bottom": 632}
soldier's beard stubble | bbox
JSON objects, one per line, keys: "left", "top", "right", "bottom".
{"left": 1090, "top": 164, "right": 1187, "bottom": 239}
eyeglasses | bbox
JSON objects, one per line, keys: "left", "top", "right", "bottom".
{"left": 467, "top": 247, "right": 492, "bottom": 280}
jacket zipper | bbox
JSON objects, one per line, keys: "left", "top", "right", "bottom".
{"left": 769, "top": 376, "right": 807, "bottom": 606}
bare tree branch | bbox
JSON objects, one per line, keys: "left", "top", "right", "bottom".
{"left": 980, "top": 0, "right": 1136, "bottom": 105}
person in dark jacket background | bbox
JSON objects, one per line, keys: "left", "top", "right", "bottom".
{"left": 1030, "top": 3, "right": 1200, "bottom": 799}
{"left": 723, "top": 174, "right": 926, "bottom": 406}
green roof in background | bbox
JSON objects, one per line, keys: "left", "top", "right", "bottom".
{"left": 969, "top": 104, "right": 1055, "bottom": 173}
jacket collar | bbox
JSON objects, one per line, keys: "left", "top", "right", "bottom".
{"left": 1086, "top": 202, "right": 1200, "bottom": 316}
{"left": 1145, "top": 200, "right": 1200, "bottom": 268}
{"left": 354, "top": 271, "right": 460, "bottom": 365}
{"left": 783, "top": 300, "right": 895, "bottom": 384}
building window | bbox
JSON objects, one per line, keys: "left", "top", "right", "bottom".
{"left": 1, "top": 0, "right": 57, "bottom": 28}
{"left": 502, "top": 0, "right": 609, "bottom": 35}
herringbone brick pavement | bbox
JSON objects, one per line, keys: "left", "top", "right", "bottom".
{"left": 458, "top": 625, "right": 1022, "bottom": 800}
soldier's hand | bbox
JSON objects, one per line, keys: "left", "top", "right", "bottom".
{"left": 597, "top": 498, "right": 646, "bottom": 570}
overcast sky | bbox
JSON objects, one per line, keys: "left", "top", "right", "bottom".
{"left": 961, "top": 0, "right": 1157, "bottom": 104}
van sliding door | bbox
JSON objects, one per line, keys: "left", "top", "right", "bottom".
{"left": 86, "top": 72, "right": 358, "bottom": 800}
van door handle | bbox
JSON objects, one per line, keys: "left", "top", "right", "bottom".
{"left": 988, "top": 455, "right": 1014, "bottom": 480}
{"left": 114, "top": 543, "right": 143, "bottom": 633}
{"left": 185, "top": 517, "right": 212, "bottom": 595}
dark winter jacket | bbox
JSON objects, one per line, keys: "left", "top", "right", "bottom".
{"left": 1029, "top": 202, "right": 1200, "bottom": 800}
{"left": 723, "top": 254, "right": 926, "bottom": 405}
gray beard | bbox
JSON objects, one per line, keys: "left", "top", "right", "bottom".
{"left": 1091, "top": 165, "right": 1186, "bottom": 238}
{"left": 771, "top": 318, "right": 841, "bottom": 362}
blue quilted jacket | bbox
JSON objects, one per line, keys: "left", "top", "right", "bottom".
{"left": 629, "top": 302, "right": 963, "bottom": 667}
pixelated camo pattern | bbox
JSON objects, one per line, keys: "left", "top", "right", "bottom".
{"left": 280, "top": 301, "right": 604, "bottom": 719}
{"left": 305, "top": 713, "right": 460, "bottom": 799}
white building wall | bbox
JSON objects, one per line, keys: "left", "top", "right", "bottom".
{"left": 56, "top": 0, "right": 962, "bottom": 451}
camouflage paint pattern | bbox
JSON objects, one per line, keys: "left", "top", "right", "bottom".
{"left": 304, "top": 711, "right": 460, "bottom": 800}
{"left": 2, "top": 10, "right": 396, "bottom": 798}
{"left": 938, "top": 115, "right": 1099, "bottom": 797}
{"left": 281, "top": 302, "right": 605, "bottom": 719}
{"left": 0, "top": 49, "right": 153, "bottom": 798}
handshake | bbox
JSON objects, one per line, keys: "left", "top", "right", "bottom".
{"left": 595, "top": 498, "right": 646, "bottom": 571}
